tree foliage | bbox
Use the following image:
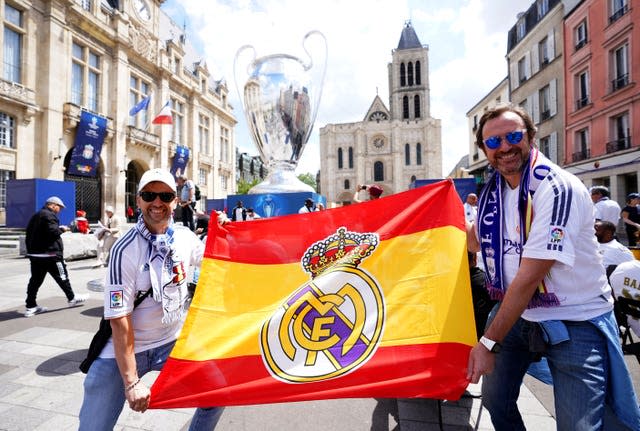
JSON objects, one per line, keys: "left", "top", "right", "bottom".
{"left": 297, "top": 172, "right": 317, "bottom": 191}
{"left": 236, "top": 178, "right": 261, "bottom": 195}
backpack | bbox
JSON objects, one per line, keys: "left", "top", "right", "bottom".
{"left": 194, "top": 184, "right": 201, "bottom": 201}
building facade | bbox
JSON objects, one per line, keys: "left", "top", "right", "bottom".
{"left": 0, "top": 0, "right": 236, "bottom": 223}
{"left": 319, "top": 21, "right": 442, "bottom": 205}
{"left": 564, "top": 0, "right": 640, "bottom": 201}
{"left": 465, "top": 77, "right": 509, "bottom": 192}
{"left": 507, "top": 0, "right": 565, "bottom": 166}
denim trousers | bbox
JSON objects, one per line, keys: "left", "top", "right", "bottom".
{"left": 79, "top": 340, "right": 223, "bottom": 431}
{"left": 482, "top": 315, "right": 612, "bottom": 431}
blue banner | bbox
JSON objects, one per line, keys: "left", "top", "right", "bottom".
{"left": 68, "top": 111, "right": 107, "bottom": 177}
{"left": 170, "top": 145, "right": 190, "bottom": 178}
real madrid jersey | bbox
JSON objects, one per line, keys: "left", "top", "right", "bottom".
{"left": 518, "top": 164, "right": 612, "bottom": 322}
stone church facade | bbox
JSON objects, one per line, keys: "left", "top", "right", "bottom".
{"left": 319, "top": 21, "right": 442, "bottom": 205}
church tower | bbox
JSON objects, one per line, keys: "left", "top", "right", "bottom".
{"left": 319, "top": 21, "right": 442, "bottom": 206}
{"left": 389, "top": 21, "right": 431, "bottom": 121}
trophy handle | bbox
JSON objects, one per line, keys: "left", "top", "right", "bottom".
{"left": 233, "top": 44, "right": 257, "bottom": 108}
{"left": 301, "top": 30, "right": 328, "bottom": 144}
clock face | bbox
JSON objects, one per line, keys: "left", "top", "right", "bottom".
{"left": 134, "top": 0, "right": 151, "bottom": 21}
{"left": 373, "top": 137, "right": 384, "bottom": 148}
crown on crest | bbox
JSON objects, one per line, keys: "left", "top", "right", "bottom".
{"left": 302, "top": 227, "right": 379, "bottom": 278}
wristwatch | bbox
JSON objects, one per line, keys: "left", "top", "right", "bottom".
{"left": 479, "top": 336, "right": 502, "bottom": 353}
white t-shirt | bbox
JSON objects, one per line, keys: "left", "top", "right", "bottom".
{"left": 299, "top": 205, "right": 315, "bottom": 214}
{"left": 478, "top": 163, "right": 613, "bottom": 322}
{"left": 609, "top": 260, "right": 640, "bottom": 338}
{"left": 100, "top": 225, "right": 204, "bottom": 357}
{"left": 598, "top": 239, "right": 635, "bottom": 268}
{"left": 594, "top": 198, "right": 621, "bottom": 224}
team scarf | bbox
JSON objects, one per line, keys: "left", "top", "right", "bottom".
{"left": 477, "top": 147, "right": 560, "bottom": 307}
{"left": 134, "top": 218, "right": 187, "bottom": 323}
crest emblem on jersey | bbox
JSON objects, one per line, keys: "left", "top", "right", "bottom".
{"left": 110, "top": 290, "right": 124, "bottom": 308}
{"left": 260, "top": 227, "right": 385, "bottom": 383}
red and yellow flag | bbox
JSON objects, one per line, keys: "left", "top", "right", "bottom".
{"left": 150, "top": 180, "right": 475, "bottom": 408}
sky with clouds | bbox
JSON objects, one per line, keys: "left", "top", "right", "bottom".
{"left": 162, "top": 0, "right": 533, "bottom": 176}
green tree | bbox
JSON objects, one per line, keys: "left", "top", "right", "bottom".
{"left": 236, "top": 178, "right": 260, "bottom": 194}
{"left": 297, "top": 172, "right": 317, "bottom": 191}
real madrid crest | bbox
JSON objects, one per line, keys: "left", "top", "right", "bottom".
{"left": 260, "top": 227, "right": 385, "bottom": 383}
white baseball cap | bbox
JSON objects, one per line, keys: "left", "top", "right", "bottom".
{"left": 45, "top": 196, "right": 65, "bottom": 208}
{"left": 137, "top": 169, "right": 177, "bottom": 193}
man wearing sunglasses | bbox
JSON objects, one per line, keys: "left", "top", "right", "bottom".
{"left": 466, "top": 104, "right": 639, "bottom": 430}
{"left": 79, "top": 168, "right": 223, "bottom": 430}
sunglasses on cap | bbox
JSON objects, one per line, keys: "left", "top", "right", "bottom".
{"left": 139, "top": 191, "right": 176, "bottom": 203}
{"left": 483, "top": 130, "right": 525, "bottom": 150}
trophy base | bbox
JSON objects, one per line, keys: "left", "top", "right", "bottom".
{"left": 248, "top": 169, "right": 314, "bottom": 194}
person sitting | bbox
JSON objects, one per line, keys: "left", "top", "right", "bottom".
{"left": 594, "top": 220, "right": 634, "bottom": 270}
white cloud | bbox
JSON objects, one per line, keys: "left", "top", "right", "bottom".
{"left": 172, "top": 0, "right": 532, "bottom": 176}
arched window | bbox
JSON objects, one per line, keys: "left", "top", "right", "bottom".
{"left": 374, "top": 161, "right": 384, "bottom": 182}
{"left": 416, "top": 143, "right": 422, "bottom": 165}
{"left": 344, "top": 179, "right": 350, "bottom": 190}
{"left": 414, "top": 95, "right": 421, "bottom": 118}
{"left": 338, "top": 148, "right": 343, "bottom": 169}
{"left": 408, "top": 62, "right": 414, "bottom": 86}
{"left": 348, "top": 146, "right": 353, "bottom": 168}
{"left": 400, "top": 63, "right": 406, "bottom": 87}
{"left": 405, "top": 143, "right": 411, "bottom": 165}
{"left": 403, "top": 96, "right": 409, "bottom": 119}
{"left": 415, "top": 61, "right": 421, "bottom": 85}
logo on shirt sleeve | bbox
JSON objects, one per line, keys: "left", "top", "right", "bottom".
{"left": 547, "top": 226, "right": 565, "bottom": 251}
{"left": 110, "top": 290, "right": 124, "bottom": 308}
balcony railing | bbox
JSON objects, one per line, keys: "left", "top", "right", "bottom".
{"left": 572, "top": 148, "right": 590, "bottom": 162}
{"left": 612, "top": 74, "right": 629, "bottom": 92}
{"left": 575, "top": 97, "right": 589, "bottom": 110}
{"left": 606, "top": 136, "right": 631, "bottom": 153}
{"left": 609, "top": 4, "right": 629, "bottom": 24}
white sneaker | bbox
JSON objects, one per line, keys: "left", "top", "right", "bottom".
{"left": 68, "top": 294, "right": 89, "bottom": 307}
{"left": 24, "top": 306, "right": 48, "bottom": 317}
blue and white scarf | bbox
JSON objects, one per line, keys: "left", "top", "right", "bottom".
{"left": 135, "top": 218, "right": 187, "bottom": 324}
{"left": 477, "top": 148, "right": 560, "bottom": 308}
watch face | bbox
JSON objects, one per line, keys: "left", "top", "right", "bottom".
{"left": 134, "top": 0, "right": 151, "bottom": 21}
{"left": 373, "top": 138, "right": 384, "bottom": 148}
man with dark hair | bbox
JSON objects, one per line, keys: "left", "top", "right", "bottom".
{"left": 590, "top": 185, "right": 621, "bottom": 225}
{"left": 594, "top": 220, "right": 634, "bottom": 269}
{"left": 298, "top": 198, "right": 316, "bottom": 214}
{"left": 24, "top": 196, "right": 87, "bottom": 317}
{"left": 466, "top": 103, "right": 639, "bottom": 430}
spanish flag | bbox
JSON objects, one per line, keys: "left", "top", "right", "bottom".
{"left": 150, "top": 180, "right": 476, "bottom": 408}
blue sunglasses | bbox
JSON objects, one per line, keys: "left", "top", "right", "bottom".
{"left": 483, "top": 130, "right": 525, "bottom": 150}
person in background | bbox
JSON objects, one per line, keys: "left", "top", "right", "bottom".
{"left": 231, "top": 200, "right": 246, "bottom": 222}
{"left": 609, "top": 260, "right": 640, "bottom": 338}
{"left": 246, "top": 208, "right": 261, "bottom": 220}
{"left": 176, "top": 174, "right": 196, "bottom": 231}
{"left": 298, "top": 198, "right": 316, "bottom": 214}
{"left": 590, "top": 185, "right": 622, "bottom": 225}
{"left": 317, "top": 202, "right": 326, "bottom": 211}
{"left": 95, "top": 205, "right": 122, "bottom": 268}
{"left": 195, "top": 210, "right": 210, "bottom": 240}
{"left": 79, "top": 168, "right": 223, "bottom": 430}
{"left": 464, "top": 193, "right": 478, "bottom": 224}
{"left": 353, "top": 184, "right": 383, "bottom": 203}
{"left": 621, "top": 192, "right": 640, "bottom": 247}
{"left": 594, "top": 220, "right": 634, "bottom": 271}
{"left": 24, "top": 196, "right": 88, "bottom": 317}
{"left": 466, "top": 103, "right": 639, "bottom": 430}
{"left": 73, "top": 210, "right": 90, "bottom": 234}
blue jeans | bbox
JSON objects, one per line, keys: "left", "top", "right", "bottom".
{"left": 482, "top": 315, "right": 612, "bottom": 431}
{"left": 79, "top": 340, "right": 223, "bottom": 431}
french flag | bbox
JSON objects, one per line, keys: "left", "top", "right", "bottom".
{"left": 152, "top": 101, "right": 173, "bottom": 125}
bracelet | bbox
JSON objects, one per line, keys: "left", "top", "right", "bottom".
{"left": 125, "top": 378, "right": 141, "bottom": 392}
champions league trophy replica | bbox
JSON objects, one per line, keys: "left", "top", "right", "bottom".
{"left": 234, "top": 31, "right": 327, "bottom": 194}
